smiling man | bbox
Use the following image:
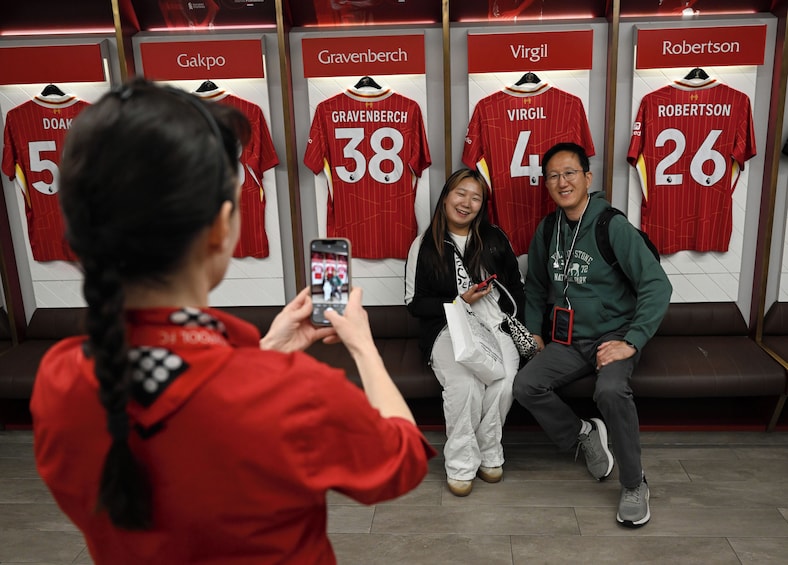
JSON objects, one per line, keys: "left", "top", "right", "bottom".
{"left": 512, "top": 142, "right": 671, "bottom": 528}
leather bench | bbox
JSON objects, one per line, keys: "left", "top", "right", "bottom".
{"left": 563, "top": 303, "right": 785, "bottom": 396}
{"left": 0, "top": 308, "right": 86, "bottom": 400}
{"left": 2, "top": 303, "right": 785, "bottom": 430}
{"left": 0, "top": 308, "right": 12, "bottom": 357}
{"left": 757, "top": 302, "right": 788, "bottom": 429}
{"left": 561, "top": 302, "right": 786, "bottom": 431}
{"left": 304, "top": 305, "right": 440, "bottom": 398}
{"left": 302, "top": 302, "right": 787, "bottom": 431}
{"left": 762, "top": 302, "right": 788, "bottom": 359}
{"left": 0, "top": 305, "right": 438, "bottom": 403}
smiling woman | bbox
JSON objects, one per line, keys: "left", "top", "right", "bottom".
{"left": 443, "top": 172, "right": 484, "bottom": 235}
{"left": 404, "top": 168, "right": 526, "bottom": 498}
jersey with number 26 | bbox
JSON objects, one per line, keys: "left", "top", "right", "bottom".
{"left": 2, "top": 95, "right": 88, "bottom": 261}
{"left": 627, "top": 79, "right": 756, "bottom": 254}
{"left": 304, "top": 88, "right": 431, "bottom": 259}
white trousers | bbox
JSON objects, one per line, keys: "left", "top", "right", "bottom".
{"left": 430, "top": 326, "right": 519, "bottom": 480}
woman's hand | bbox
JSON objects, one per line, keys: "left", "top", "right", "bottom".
{"left": 460, "top": 283, "right": 493, "bottom": 305}
{"left": 324, "top": 287, "right": 375, "bottom": 358}
{"left": 259, "top": 287, "right": 338, "bottom": 353}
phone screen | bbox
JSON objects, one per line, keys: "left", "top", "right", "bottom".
{"left": 552, "top": 306, "right": 574, "bottom": 345}
{"left": 309, "top": 238, "right": 351, "bottom": 326}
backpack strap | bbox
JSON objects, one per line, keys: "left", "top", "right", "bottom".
{"left": 594, "top": 207, "right": 622, "bottom": 269}
{"left": 595, "top": 207, "right": 661, "bottom": 271}
{"left": 541, "top": 211, "right": 557, "bottom": 256}
{"left": 545, "top": 205, "right": 656, "bottom": 273}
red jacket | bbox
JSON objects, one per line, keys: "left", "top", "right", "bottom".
{"left": 32, "top": 307, "right": 435, "bottom": 564}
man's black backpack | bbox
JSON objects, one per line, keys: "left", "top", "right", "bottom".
{"left": 541, "top": 207, "right": 660, "bottom": 275}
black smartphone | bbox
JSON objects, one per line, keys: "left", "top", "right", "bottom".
{"left": 477, "top": 274, "right": 497, "bottom": 291}
{"left": 309, "top": 238, "right": 351, "bottom": 326}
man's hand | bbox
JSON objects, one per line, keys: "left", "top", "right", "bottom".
{"left": 595, "top": 340, "right": 636, "bottom": 371}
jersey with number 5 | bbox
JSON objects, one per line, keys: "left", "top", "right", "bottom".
{"left": 304, "top": 88, "right": 431, "bottom": 259}
{"left": 2, "top": 95, "right": 89, "bottom": 261}
{"left": 462, "top": 83, "right": 595, "bottom": 256}
{"left": 627, "top": 79, "right": 756, "bottom": 254}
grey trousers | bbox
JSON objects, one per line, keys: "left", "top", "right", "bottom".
{"left": 512, "top": 329, "right": 644, "bottom": 487}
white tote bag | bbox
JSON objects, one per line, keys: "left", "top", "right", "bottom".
{"left": 443, "top": 299, "right": 506, "bottom": 385}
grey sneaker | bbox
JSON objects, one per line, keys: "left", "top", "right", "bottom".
{"left": 617, "top": 476, "right": 650, "bottom": 528}
{"left": 576, "top": 418, "right": 614, "bottom": 480}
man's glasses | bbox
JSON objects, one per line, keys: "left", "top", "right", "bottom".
{"left": 545, "top": 169, "right": 584, "bottom": 184}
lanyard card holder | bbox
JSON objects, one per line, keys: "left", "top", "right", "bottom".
{"left": 552, "top": 306, "right": 574, "bottom": 345}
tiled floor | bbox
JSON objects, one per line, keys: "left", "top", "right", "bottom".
{"left": 2, "top": 428, "right": 788, "bottom": 564}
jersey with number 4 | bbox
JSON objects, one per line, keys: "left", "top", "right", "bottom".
{"left": 2, "top": 95, "right": 89, "bottom": 261}
{"left": 627, "top": 79, "right": 756, "bottom": 254}
{"left": 195, "top": 89, "right": 279, "bottom": 258}
{"left": 462, "top": 83, "right": 595, "bottom": 256}
{"left": 304, "top": 88, "right": 431, "bottom": 259}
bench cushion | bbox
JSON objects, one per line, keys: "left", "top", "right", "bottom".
{"left": 562, "top": 335, "right": 786, "bottom": 398}
{"left": 1, "top": 303, "right": 786, "bottom": 404}
{"left": 306, "top": 338, "right": 439, "bottom": 399}
{"left": 0, "top": 307, "right": 13, "bottom": 356}
{"left": 0, "top": 340, "right": 58, "bottom": 399}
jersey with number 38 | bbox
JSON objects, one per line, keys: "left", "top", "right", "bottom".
{"left": 304, "top": 88, "right": 431, "bottom": 259}
{"left": 2, "top": 95, "right": 89, "bottom": 261}
{"left": 462, "top": 84, "right": 595, "bottom": 256}
{"left": 627, "top": 79, "right": 756, "bottom": 254}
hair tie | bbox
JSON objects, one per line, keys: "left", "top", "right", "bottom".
{"left": 113, "top": 84, "right": 134, "bottom": 101}
{"left": 107, "top": 409, "right": 130, "bottom": 441}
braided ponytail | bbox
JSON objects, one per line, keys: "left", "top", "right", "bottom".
{"left": 82, "top": 257, "right": 151, "bottom": 529}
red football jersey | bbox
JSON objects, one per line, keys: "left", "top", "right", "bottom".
{"left": 462, "top": 83, "right": 595, "bottom": 255}
{"left": 627, "top": 78, "right": 756, "bottom": 254}
{"left": 2, "top": 95, "right": 89, "bottom": 262}
{"left": 311, "top": 253, "right": 324, "bottom": 284}
{"left": 304, "top": 87, "right": 432, "bottom": 259}
{"left": 195, "top": 89, "right": 279, "bottom": 258}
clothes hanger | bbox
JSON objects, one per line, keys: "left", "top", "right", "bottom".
{"left": 354, "top": 76, "right": 382, "bottom": 89}
{"left": 40, "top": 84, "right": 66, "bottom": 97}
{"left": 196, "top": 80, "right": 219, "bottom": 92}
{"left": 683, "top": 67, "right": 709, "bottom": 81}
{"left": 515, "top": 72, "right": 541, "bottom": 86}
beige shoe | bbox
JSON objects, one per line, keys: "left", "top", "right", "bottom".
{"left": 477, "top": 465, "right": 503, "bottom": 483}
{"left": 447, "top": 478, "right": 473, "bottom": 497}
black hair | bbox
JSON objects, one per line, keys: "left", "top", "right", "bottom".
{"left": 425, "top": 168, "right": 492, "bottom": 280}
{"left": 58, "top": 78, "right": 251, "bottom": 530}
{"left": 541, "top": 142, "right": 590, "bottom": 177}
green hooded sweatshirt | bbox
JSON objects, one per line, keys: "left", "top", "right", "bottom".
{"left": 525, "top": 191, "right": 672, "bottom": 350}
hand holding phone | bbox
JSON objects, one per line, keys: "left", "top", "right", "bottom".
{"left": 476, "top": 274, "right": 497, "bottom": 292}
